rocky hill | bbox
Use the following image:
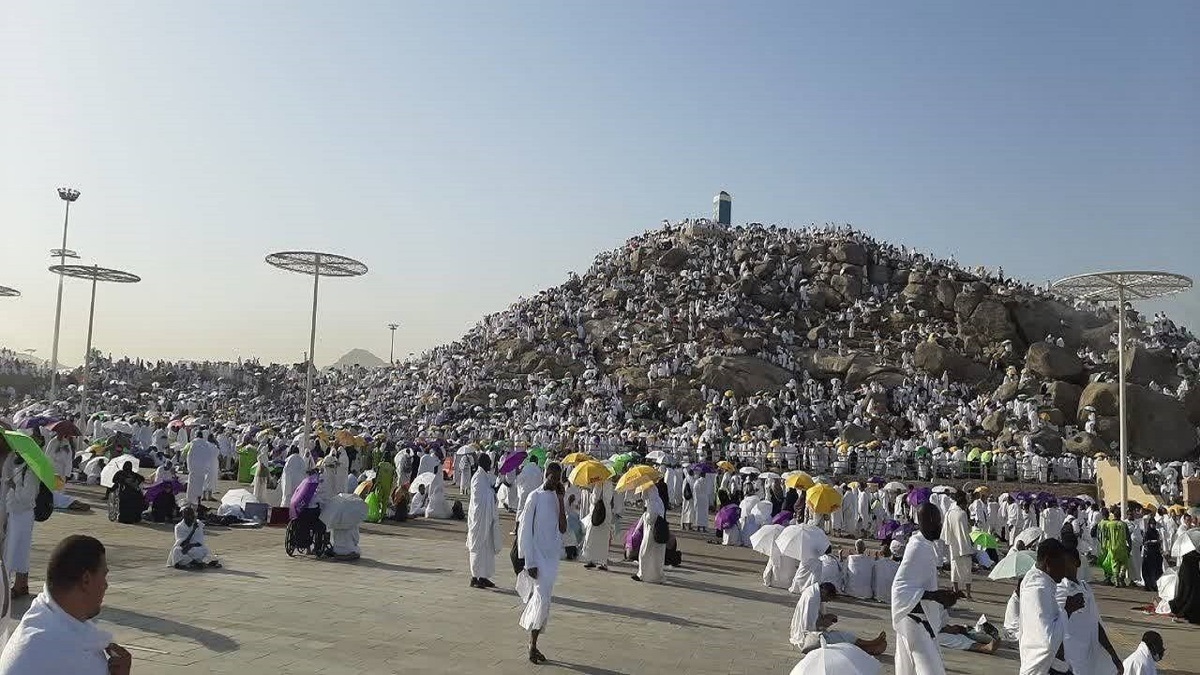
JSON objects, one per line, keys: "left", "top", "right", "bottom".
{"left": 329, "top": 349, "right": 386, "bottom": 370}
{"left": 411, "top": 221, "right": 1198, "bottom": 461}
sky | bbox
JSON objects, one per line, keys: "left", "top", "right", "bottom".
{"left": 2, "top": 2, "right": 1197, "bottom": 367}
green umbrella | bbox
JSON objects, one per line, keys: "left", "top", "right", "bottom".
{"left": 528, "top": 447, "right": 547, "bottom": 467}
{"left": 915, "top": 446, "right": 931, "bottom": 457}
{"left": 611, "top": 453, "right": 635, "bottom": 475}
{"left": 2, "top": 431, "right": 58, "bottom": 489}
{"left": 970, "top": 529, "right": 1000, "bottom": 550}
{"left": 967, "top": 448, "right": 981, "bottom": 461}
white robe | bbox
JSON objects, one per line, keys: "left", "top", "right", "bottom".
{"left": 1056, "top": 578, "right": 1117, "bottom": 675}
{"left": 184, "top": 438, "right": 219, "bottom": 505}
{"left": 891, "top": 533, "right": 946, "bottom": 675}
{"left": 580, "top": 483, "right": 613, "bottom": 566}
{"left": 517, "top": 488, "right": 563, "bottom": 631}
{"left": 417, "top": 453, "right": 440, "bottom": 477}
{"left": 0, "top": 589, "right": 111, "bottom": 675}
{"left": 764, "top": 545, "right": 799, "bottom": 590}
{"left": 251, "top": 447, "right": 271, "bottom": 504}
{"left": 279, "top": 454, "right": 307, "bottom": 507}
{"left": 1019, "top": 567, "right": 1069, "bottom": 675}
{"left": 1003, "top": 590, "right": 1021, "bottom": 641}
{"left": 4, "top": 467, "right": 39, "bottom": 575}
{"left": 680, "top": 476, "right": 695, "bottom": 527}
{"left": 465, "top": 468, "right": 501, "bottom": 579}
{"left": 843, "top": 553, "right": 874, "bottom": 599}
{"left": 637, "top": 489, "right": 666, "bottom": 583}
{"left": 514, "top": 464, "right": 543, "bottom": 521}
{"left": 167, "top": 519, "right": 212, "bottom": 567}
{"left": 1121, "top": 643, "right": 1158, "bottom": 675}
{"left": 872, "top": 558, "right": 899, "bottom": 603}
{"left": 942, "top": 505, "right": 974, "bottom": 584}
{"left": 424, "top": 474, "right": 450, "bottom": 519}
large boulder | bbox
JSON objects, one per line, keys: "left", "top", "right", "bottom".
{"left": 1024, "top": 341, "right": 1085, "bottom": 384}
{"left": 839, "top": 423, "right": 876, "bottom": 445}
{"left": 1077, "top": 382, "right": 1198, "bottom": 460}
{"left": 1186, "top": 387, "right": 1200, "bottom": 426}
{"left": 914, "top": 341, "right": 992, "bottom": 385}
{"left": 1125, "top": 346, "right": 1181, "bottom": 388}
{"left": 960, "top": 298, "right": 1018, "bottom": 344}
{"left": 695, "top": 355, "right": 793, "bottom": 399}
{"left": 1023, "top": 428, "right": 1065, "bottom": 456}
{"left": 658, "top": 246, "right": 689, "bottom": 271}
{"left": 801, "top": 349, "right": 854, "bottom": 379}
{"left": 982, "top": 409, "right": 1008, "bottom": 434}
{"left": 830, "top": 242, "right": 868, "bottom": 266}
{"left": 742, "top": 404, "right": 774, "bottom": 428}
{"left": 830, "top": 274, "right": 863, "bottom": 302}
{"left": 1010, "top": 299, "right": 1085, "bottom": 348}
{"left": 935, "top": 279, "right": 959, "bottom": 309}
{"left": 1047, "top": 381, "right": 1083, "bottom": 424}
{"left": 1064, "top": 432, "right": 1108, "bottom": 456}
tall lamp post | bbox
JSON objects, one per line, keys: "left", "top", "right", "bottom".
{"left": 49, "top": 187, "right": 81, "bottom": 400}
{"left": 266, "top": 251, "right": 367, "bottom": 458}
{"left": 388, "top": 323, "right": 400, "bottom": 364}
{"left": 1052, "top": 270, "right": 1193, "bottom": 520}
{"left": 48, "top": 264, "right": 141, "bottom": 425}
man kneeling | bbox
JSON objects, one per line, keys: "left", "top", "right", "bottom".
{"left": 168, "top": 507, "right": 220, "bottom": 570}
{"left": 790, "top": 582, "right": 887, "bottom": 655}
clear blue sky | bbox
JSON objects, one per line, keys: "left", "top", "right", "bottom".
{"left": 2, "top": 2, "right": 1197, "bottom": 365}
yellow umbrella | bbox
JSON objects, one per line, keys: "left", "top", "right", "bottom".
{"left": 569, "top": 461, "right": 613, "bottom": 487}
{"left": 616, "top": 467, "right": 661, "bottom": 493}
{"left": 717, "top": 460, "right": 735, "bottom": 473}
{"left": 784, "top": 471, "right": 814, "bottom": 490}
{"left": 806, "top": 484, "right": 843, "bottom": 514}
{"left": 562, "top": 452, "right": 594, "bottom": 465}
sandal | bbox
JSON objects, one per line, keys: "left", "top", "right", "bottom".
{"left": 529, "top": 648, "right": 547, "bottom": 665}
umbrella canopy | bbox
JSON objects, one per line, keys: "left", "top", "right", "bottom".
{"left": 771, "top": 511, "right": 794, "bottom": 526}
{"left": 1014, "top": 526, "right": 1044, "bottom": 549}
{"left": 455, "top": 445, "right": 477, "bottom": 456}
{"left": 561, "top": 452, "right": 593, "bottom": 465}
{"left": 759, "top": 472, "right": 782, "bottom": 481}
{"left": 48, "top": 420, "right": 81, "bottom": 437}
{"left": 104, "top": 420, "right": 134, "bottom": 436}
{"left": 883, "top": 481, "right": 907, "bottom": 493}
{"left": 714, "top": 504, "right": 741, "bottom": 530}
{"left": 610, "top": 453, "right": 636, "bottom": 474}
{"left": 644, "top": 450, "right": 666, "bottom": 462}
{"left": 409, "top": 472, "right": 437, "bottom": 494}
{"left": 19, "top": 416, "right": 56, "bottom": 430}
{"left": 907, "top": 487, "right": 932, "bottom": 507}
{"left": 1, "top": 431, "right": 58, "bottom": 489}
{"left": 221, "top": 488, "right": 262, "bottom": 509}
{"left": 784, "top": 471, "right": 815, "bottom": 490}
{"left": 970, "top": 529, "right": 1000, "bottom": 549}
{"left": 791, "top": 642, "right": 881, "bottom": 675}
{"left": 100, "top": 454, "right": 141, "bottom": 489}
{"left": 568, "top": 461, "right": 612, "bottom": 488}
{"left": 527, "top": 447, "right": 548, "bottom": 467}
{"left": 931, "top": 485, "right": 955, "bottom": 495}
{"left": 1171, "top": 528, "right": 1200, "bottom": 558}
{"left": 749, "top": 523, "right": 785, "bottom": 556}
{"left": 498, "top": 451, "right": 528, "bottom": 475}
{"left": 807, "top": 484, "right": 842, "bottom": 514}
{"left": 775, "top": 524, "right": 831, "bottom": 560}
{"left": 615, "top": 466, "right": 660, "bottom": 493}
{"left": 988, "top": 550, "right": 1036, "bottom": 581}
{"left": 738, "top": 466, "right": 761, "bottom": 476}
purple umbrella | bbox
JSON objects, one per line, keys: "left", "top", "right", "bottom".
{"left": 19, "top": 416, "right": 56, "bottom": 430}
{"left": 498, "top": 451, "right": 528, "bottom": 475}
{"left": 692, "top": 462, "right": 716, "bottom": 475}
{"left": 715, "top": 504, "right": 741, "bottom": 530}
{"left": 876, "top": 519, "right": 901, "bottom": 541}
{"left": 289, "top": 474, "right": 321, "bottom": 518}
{"left": 771, "top": 510, "right": 794, "bottom": 526}
{"left": 907, "top": 487, "right": 932, "bottom": 507}
{"left": 624, "top": 519, "right": 644, "bottom": 555}
{"left": 867, "top": 476, "right": 885, "bottom": 486}
{"left": 144, "top": 479, "right": 185, "bottom": 505}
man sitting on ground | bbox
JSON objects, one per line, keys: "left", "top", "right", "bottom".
{"left": 789, "top": 582, "right": 887, "bottom": 655}
{"left": 168, "top": 506, "right": 221, "bottom": 570}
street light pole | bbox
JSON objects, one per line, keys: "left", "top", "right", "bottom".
{"left": 80, "top": 267, "right": 99, "bottom": 424}
{"left": 1117, "top": 286, "right": 1128, "bottom": 520}
{"left": 305, "top": 256, "right": 321, "bottom": 458}
{"left": 388, "top": 323, "right": 399, "bottom": 364}
{"left": 49, "top": 187, "right": 80, "bottom": 400}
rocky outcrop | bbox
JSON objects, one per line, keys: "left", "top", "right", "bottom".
{"left": 1047, "top": 381, "right": 1083, "bottom": 424}
{"left": 695, "top": 355, "right": 793, "bottom": 398}
{"left": 839, "top": 423, "right": 876, "bottom": 445}
{"left": 1064, "top": 432, "right": 1108, "bottom": 456}
{"left": 1024, "top": 341, "right": 1085, "bottom": 384}
{"left": 1078, "top": 382, "right": 1198, "bottom": 460}
{"left": 1125, "top": 346, "right": 1181, "bottom": 388}
{"left": 914, "top": 341, "right": 992, "bottom": 385}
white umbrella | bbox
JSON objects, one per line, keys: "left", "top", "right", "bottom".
{"left": 1013, "top": 527, "right": 1044, "bottom": 550}
{"left": 790, "top": 642, "right": 881, "bottom": 675}
{"left": 739, "top": 495, "right": 762, "bottom": 513}
{"left": 220, "top": 488, "right": 260, "bottom": 509}
{"left": 759, "top": 472, "right": 782, "bottom": 481}
{"left": 409, "top": 472, "right": 437, "bottom": 494}
{"left": 104, "top": 420, "right": 134, "bottom": 436}
{"left": 931, "top": 485, "right": 955, "bottom": 494}
{"left": 455, "top": 445, "right": 476, "bottom": 456}
{"left": 100, "top": 455, "right": 141, "bottom": 488}
{"left": 645, "top": 450, "right": 667, "bottom": 462}
{"left": 775, "top": 524, "right": 831, "bottom": 561}
{"left": 739, "top": 466, "right": 761, "bottom": 476}
{"left": 751, "top": 500, "right": 773, "bottom": 523}
{"left": 749, "top": 524, "right": 784, "bottom": 556}
{"left": 988, "top": 549, "right": 1036, "bottom": 581}
{"left": 1171, "top": 529, "right": 1200, "bottom": 559}
{"left": 883, "top": 481, "right": 907, "bottom": 493}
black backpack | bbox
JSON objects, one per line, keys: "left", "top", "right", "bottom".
{"left": 34, "top": 482, "right": 54, "bottom": 522}
{"left": 684, "top": 483, "right": 693, "bottom": 501}
{"left": 653, "top": 515, "right": 670, "bottom": 544}
{"left": 591, "top": 499, "right": 607, "bottom": 527}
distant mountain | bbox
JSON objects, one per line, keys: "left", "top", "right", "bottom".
{"left": 328, "top": 348, "right": 387, "bottom": 370}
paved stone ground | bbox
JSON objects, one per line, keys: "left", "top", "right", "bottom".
{"left": 13, "top": 480, "right": 1196, "bottom": 675}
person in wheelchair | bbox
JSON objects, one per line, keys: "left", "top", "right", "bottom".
{"left": 288, "top": 506, "right": 330, "bottom": 555}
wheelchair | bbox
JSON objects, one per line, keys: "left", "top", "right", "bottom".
{"left": 284, "top": 507, "right": 332, "bottom": 558}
